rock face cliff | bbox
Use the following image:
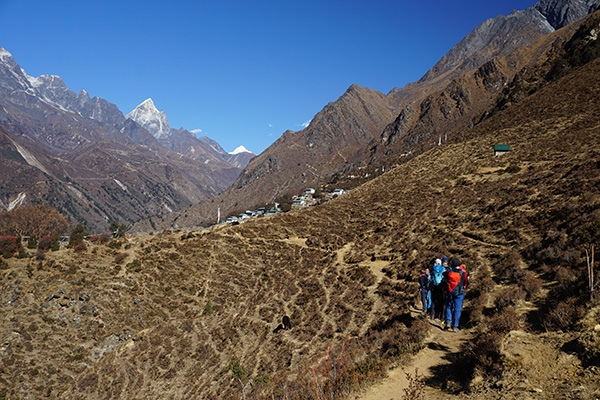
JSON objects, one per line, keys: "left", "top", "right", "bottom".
{"left": 0, "top": 47, "right": 246, "bottom": 231}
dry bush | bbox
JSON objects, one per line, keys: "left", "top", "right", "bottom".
{"left": 488, "top": 307, "right": 521, "bottom": 333}
{"left": 495, "top": 251, "right": 525, "bottom": 283}
{"left": 519, "top": 272, "right": 542, "bottom": 299}
{"left": 35, "top": 249, "right": 45, "bottom": 260}
{"left": 405, "top": 319, "right": 430, "bottom": 346}
{"left": 543, "top": 296, "right": 583, "bottom": 331}
{"left": 575, "top": 329, "right": 600, "bottom": 366}
{"left": 494, "top": 287, "right": 525, "bottom": 312}
{"left": 73, "top": 242, "right": 87, "bottom": 253}
{"left": 466, "top": 294, "right": 488, "bottom": 326}
{"left": 402, "top": 369, "right": 425, "bottom": 400}
{"left": 114, "top": 252, "right": 128, "bottom": 265}
{"left": 348, "top": 265, "right": 375, "bottom": 286}
{"left": 450, "top": 330, "right": 505, "bottom": 389}
{"left": 554, "top": 266, "right": 578, "bottom": 289}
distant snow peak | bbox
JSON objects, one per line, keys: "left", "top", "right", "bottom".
{"left": 0, "top": 47, "right": 13, "bottom": 60}
{"left": 139, "top": 98, "right": 158, "bottom": 111}
{"left": 229, "top": 145, "right": 251, "bottom": 155}
{"left": 126, "top": 98, "right": 171, "bottom": 139}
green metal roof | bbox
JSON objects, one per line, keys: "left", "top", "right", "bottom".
{"left": 494, "top": 144, "right": 510, "bottom": 151}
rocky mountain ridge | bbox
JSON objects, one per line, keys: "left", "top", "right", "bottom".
{"left": 126, "top": 98, "right": 255, "bottom": 168}
{"left": 391, "top": 0, "right": 600, "bottom": 100}
{"left": 0, "top": 47, "right": 248, "bottom": 231}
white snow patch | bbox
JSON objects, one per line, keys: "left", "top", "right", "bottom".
{"left": 0, "top": 47, "right": 12, "bottom": 59}
{"left": 7, "top": 193, "right": 26, "bottom": 212}
{"left": 8, "top": 139, "right": 50, "bottom": 175}
{"left": 229, "top": 145, "right": 251, "bottom": 155}
{"left": 113, "top": 179, "right": 127, "bottom": 191}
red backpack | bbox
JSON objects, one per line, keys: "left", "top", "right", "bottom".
{"left": 446, "top": 268, "right": 466, "bottom": 296}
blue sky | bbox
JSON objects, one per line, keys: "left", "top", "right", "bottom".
{"left": 0, "top": 0, "right": 535, "bottom": 154}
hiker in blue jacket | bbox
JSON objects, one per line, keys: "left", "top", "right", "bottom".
{"left": 441, "top": 256, "right": 449, "bottom": 271}
{"left": 429, "top": 258, "right": 445, "bottom": 320}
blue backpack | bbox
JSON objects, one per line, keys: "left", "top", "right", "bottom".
{"left": 431, "top": 264, "right": 445, "bottom": 286}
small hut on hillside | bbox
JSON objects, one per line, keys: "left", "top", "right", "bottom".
{"left": 494, "top": 144, "right": 510, "bottom": 156}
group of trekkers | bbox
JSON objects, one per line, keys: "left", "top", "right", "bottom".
{"left": 418, "top": 256, "right": 469, "bottom": 332}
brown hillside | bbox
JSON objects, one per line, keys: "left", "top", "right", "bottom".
{"left": 133, "top": 84, "right": 398, "bottom": 232}
{"left": 364, "top": 14, "right": 587, "bottom": 167}
{"left": 1, "top": 56, "right": 599, "bottom": 399}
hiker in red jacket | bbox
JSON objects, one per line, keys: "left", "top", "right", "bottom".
{"left": 444, "top": 258, "right": 468, "bottom": 332}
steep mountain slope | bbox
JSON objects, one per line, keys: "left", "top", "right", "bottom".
{"left": 133, "top": 84, "right": 398, "bottom": 232}
{"left": 2, "top": 34, "right": 599, "bottom": 399}
{"left": 390, "top": 0, "right": 600, "bottom": 104}
{"left": 0, "top": 48, "right": 245, "bottom": 231}
{"left": 134, "top": 0, "right": 600, "bottom": 232}
{"left": 363, "top": 16, "right": 585, "bottom": 165}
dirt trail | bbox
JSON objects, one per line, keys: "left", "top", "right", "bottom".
{"left": 352, "top": 313, "right": 470, "bottom": 400}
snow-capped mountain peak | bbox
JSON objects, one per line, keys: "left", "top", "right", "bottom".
{"left": 229, "top": 145, "right": 251, "bottom": 155}
{"left": 125, "top": 98, "right": 171, "bottom": 139}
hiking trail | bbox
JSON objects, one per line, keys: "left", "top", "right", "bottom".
{"left": 351, "top": 309, "right": 472, "bottom": 400}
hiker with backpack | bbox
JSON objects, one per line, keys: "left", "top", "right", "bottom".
{"left": 444, "top": 258, "right": 468, "bottom": 332}
{"left": 418, "top": 268, "right": 431, "bottom": 314}
{"left": 441, "top": 256, "right": 449, "bottom": 271}
{"left": 429, "top": 258, "right": 445, "bottom": 320}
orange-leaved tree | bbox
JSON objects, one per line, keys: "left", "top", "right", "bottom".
{"left": 0, "top": 204, "right": 70, "bottom": 238}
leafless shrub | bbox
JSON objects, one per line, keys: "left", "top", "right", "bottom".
{"left": 494, "top": 287, "right": 525, "bottom": 312}
{"left": 543, "top": 297, "right": 583, "bottom": 331}
{"left": 519, "top": 272, "right": 542, "bottom": 299}
{"left": 488, "top": 307, "right": 521, "bottom": 333}
{"left": 114, "top": 252, "right": 128, "bottom": 265}
{"left": 554, "top": 266, "right": 578, "bottom": 288}
{"left": 402, "top": 369, "right": 425, "bottom": 400}
{"left": 576, "top": 329, "right": 600, "bottom": 366}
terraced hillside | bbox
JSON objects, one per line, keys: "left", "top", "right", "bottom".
{"left": 1, "top": 58, "right": 600, "bottom": 399}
